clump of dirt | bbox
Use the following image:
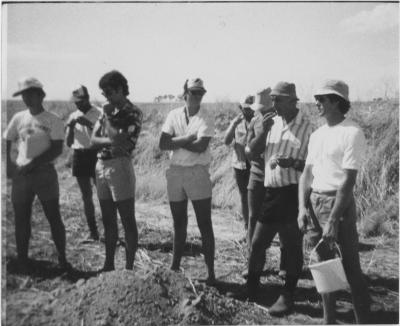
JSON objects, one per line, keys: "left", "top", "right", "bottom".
{"left": 15, "top": 265, "right": 261, "bottom": 326}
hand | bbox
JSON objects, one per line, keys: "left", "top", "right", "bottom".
{"left": 232, "top": 114, "right": 244, "bottom": 126}
{"left": 297, "top": 209, "right": 308, "bottom": 233}
{"left": 186, "top": 133, "right": 197, "bottom": 143}
{"left": 16, "top": 161, "right": 35, "bottom": 176}
{"left": 322, "top": 219, "right": 338, "bottom": 242}
{"left": 276, "top": 156, "right": 294, "bottom": 168}
{"left": 262, "top": 111, "right": 276, "bottom": 131}
{"left": 269, "top": 157, "right": 279, "bottom": 169}
{"left": 75, "top": 116, "right": 92, "bottom": 128}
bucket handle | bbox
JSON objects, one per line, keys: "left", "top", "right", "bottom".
{"left": 309, "top": 239, "right": 342, "bottom": 265}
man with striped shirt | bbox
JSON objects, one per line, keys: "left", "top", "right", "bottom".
{"left": 246, "top": 82, "right": 313, "bottom": 315}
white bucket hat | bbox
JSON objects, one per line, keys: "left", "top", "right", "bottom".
{"left": 250, "top": 88, "right": 272, "bottom": 111}
{"left": 13, "top": 77, "right": 45, "bottom": 97}
{"left": 71, "top": 85, "right": 89, "bottom": 102}
{"left": 314, "top": 80, "right": 349, "bottom": 101}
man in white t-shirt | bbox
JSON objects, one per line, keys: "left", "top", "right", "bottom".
{"left": 159, "top": 78, "right": 216, "bottom": 285}
{"left": 66, "top": 85, "right": 101, "bottom": 241}
{"left": 298, "top": 80, "right": 371, "bottom": 324}
{"left": 4, "top": 77, "right": 71, "bottom": 272}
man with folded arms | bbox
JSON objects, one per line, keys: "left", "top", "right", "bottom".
{"left": 66, "top": 85, "right": 101, "bottom": 241}
{"left": 159, "top": 78, "right": 216, "bottom": 285}
{"left": 4, "top": 77, "right": 70, "bottom": 271}
{"left": 298, "top": 80, "right": 371, "bottom": 324}
{"left": 244, "top": 82, "right": 313, "bottom": 315}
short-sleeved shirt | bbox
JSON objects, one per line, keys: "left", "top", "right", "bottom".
{"left": 247, "top": 111, "right": 265, "bottom": 181}
{"left": 264, "top": 110, "right": 313, "bottom": 188}
{"left": 231, "top": 119, "right": 250, "bottom": 170}
{"left": 4, "top": 109, "right": 64, "bottom": 166}
{"left": 305, "top": 117, "right": 366, "bottom": 192}
{"left": 161, "top": 106, "right": 214, "bottom": 166}
{"left": 94, "top": 100, "right": 143, "bottom": 160}
{"left": 67, "top": 105, "right": 101, "bottom": 149}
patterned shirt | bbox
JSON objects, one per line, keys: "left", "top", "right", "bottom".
{"left": 95, "top": 100, "right": 143, "bottom": 160}
{"left": 264, "top": 110, "right": 313, "bottom": 188}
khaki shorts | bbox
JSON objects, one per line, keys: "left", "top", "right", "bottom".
{"left": 166, "top": 164, "right": 212, "bottom": 202}
{"left": 12, "top": 164, "right": 59, "bottom": 203}
{"left": 96, "top": 157, "right": 136, "bottom": 202}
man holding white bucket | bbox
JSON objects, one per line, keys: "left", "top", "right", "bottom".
{"left": 298, "top": 80, "right": 371, "bottom": 324}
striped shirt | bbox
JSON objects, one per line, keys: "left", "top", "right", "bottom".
{"left": 264, "top": 110, "right": 313, "bottom": 188}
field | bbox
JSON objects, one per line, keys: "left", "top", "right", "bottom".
{"left": 2, "top": 99, "right": 399, "bottom": 325}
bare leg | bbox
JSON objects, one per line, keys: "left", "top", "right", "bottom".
{"left": 192, "top": 197, "right": 215, "bottom": 283}
{"left": 169, "top": 200, "right": 188, "bottom": 271}
{"left": 116, "top": 197, "right": 137, "bottom": 270}
{"left": 99, "top": 199, "right": 118, "bottom": 271}
{"left": 40, "top": 198, "right": 68, "bottom": 265}
{"left": 76, "top": 176, "right": 98, "bottom": 239}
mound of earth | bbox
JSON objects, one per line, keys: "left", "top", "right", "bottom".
{"left": 14, "top": 266, "right": 269, "bottom": 326}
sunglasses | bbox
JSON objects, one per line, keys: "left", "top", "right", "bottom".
{"left": 314, "top": 95, "right": 327, "bottom": 103}
{"left": 188, "top": 90, "right": 205, "bottom": 96}
{"left": 101, "top": 88, "right": 115, "bottom": 97}
{"left": 271, "top": 96, "right": 286, "bottom": 103}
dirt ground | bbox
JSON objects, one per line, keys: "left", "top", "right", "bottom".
{"left": 2, "top": 174, "right": 399, "bottom": 325}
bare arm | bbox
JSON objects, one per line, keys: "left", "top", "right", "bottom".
{"left": 65, "top": 120, "right": 76, "bottom": 148}
{"left": 323, "top": 169, "right": 358, "bottom": 241}
{"left": 247, "top": 112, "right": 275, "bottom": 158}
{"left": 18, "top": 140, "right": 64, "bottom": 175}
{"left": 223, "top": 115, "right": 242, "bottom": 146}
{"left": 297, "top": 164, "right": 314, "bottom": 232}
{"left": 159, "top": 132, "right": 197, "bottom": 151}
{"left": 182, "top": 137, "right": 211, "bottom": 153}
{"left": 90, "top": 121, "right": 112, "bottom": 149}
{"left": 6, "top": 140, "right": 16, "bottom": 178}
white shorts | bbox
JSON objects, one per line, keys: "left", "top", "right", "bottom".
{"left": 166, "top": 164, "right": 212, "bottom": 202}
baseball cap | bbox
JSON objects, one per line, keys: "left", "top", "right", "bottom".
{"left": 71, "top": 85, "right": 89, "bottom": 102}
{"left": 13, "top": 77, "right": 45, "bottom": 97}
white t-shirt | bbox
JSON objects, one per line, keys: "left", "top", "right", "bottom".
{"left": 66, "top": 105, "right": 101, "bottom": 149}
{"left": 305, "top": 117, "right": 366, "bottom": 191}
{"left": 4, "top": 109, "right": 65, "bottom": 166}
{"left": 161, "top": 106, "right": 214, "bottom": 166}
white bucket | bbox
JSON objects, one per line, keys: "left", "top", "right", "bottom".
{"left": 308, "top": 241, "right": 349, "bottom": 293}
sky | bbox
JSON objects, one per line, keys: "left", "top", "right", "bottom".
{"left": 1, "top": 1, "right": 399, "bottom": 102}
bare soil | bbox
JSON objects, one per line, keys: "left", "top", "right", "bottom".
{"left": 3, "top": 172, "right": 399, "bottom": 325}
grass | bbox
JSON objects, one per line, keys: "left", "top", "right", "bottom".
{"left": 2, "top": 99, "right": 398, "bottom": 238}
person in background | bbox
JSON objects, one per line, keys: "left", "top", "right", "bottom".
{"left": 243, "top": 82, "right": 313, "bottom": 316}
{"left": 66, "top": 85, "right": 101, "bottom": 241}
{"left": 159, "top": 78, "right": 216, "bottom": 285}
{"left": 298, "top": 80, "right": 371, "bottom": 324}
{"left": 91, "top": 70, "right": 143, "bottom": 271}
{"left": 4, "top": 77, "right": 71, "bottom": 271}
{"left": 223, "top": 95, "right": 254, "bottom": 232}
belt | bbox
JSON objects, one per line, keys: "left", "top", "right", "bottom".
{"left": 312, "top": 189, "right": 337, "bottom": 196}
{"left": 74, "top": 148, "right": 97, "bottom": 152}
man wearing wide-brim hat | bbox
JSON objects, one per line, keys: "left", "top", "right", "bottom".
{"left": 298, "top": 79, "right": 371, "bottom": 324}
{"left": 4, "top": 77, "right": 71, "bottom": 271}
{"left": 243, "top": 81, "right": 314, "bottom": 315}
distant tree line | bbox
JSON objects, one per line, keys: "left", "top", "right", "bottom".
{"left": 153, "top": 94, "right": 183, "bottom": 102}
